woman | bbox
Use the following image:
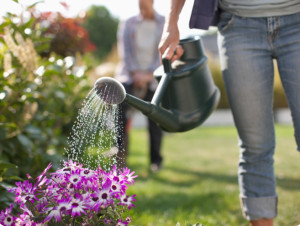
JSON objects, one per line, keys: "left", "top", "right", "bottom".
{"left": 159, "top": 0, "right": 300, "bottom": 225}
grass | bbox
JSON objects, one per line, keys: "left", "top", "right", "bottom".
{"left": 125, "top": 125, "right": 300, "bottom": 226}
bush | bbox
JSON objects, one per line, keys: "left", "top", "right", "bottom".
{"left": 37, "top": 12, "right": 97, "bottom": 57}
{"left": 0, "top": 1, "right": 92, "bottom": 209}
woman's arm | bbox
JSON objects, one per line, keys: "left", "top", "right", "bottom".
{"left": 158, "top": 0, "right": 186, "bottom": 61}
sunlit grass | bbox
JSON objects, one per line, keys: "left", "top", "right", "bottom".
{"left": 126, "top": 125, "right": 300, "bottom": 226}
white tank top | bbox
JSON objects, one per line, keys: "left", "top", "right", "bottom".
{"left": 135, "top": 20, "right": 157, "bottom": 71}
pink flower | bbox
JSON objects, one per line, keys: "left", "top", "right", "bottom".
{"left": 110, "top": 179, "right": 125, "bottom": 194}
{"left": 80, "top": 168, "right": 97, "bottom": 188}
{"left": 9, "top": 180, "right": 38, "bottom": 205}
{"left": 108, "top": 165, "right": 123, "bottom": 183}
{"left": 36, "top": 162, "right": 52, "bottom": 186}
{"left": 91, "top": 179, "right": 112, "bottom": 211}
{"left": 120, "top": 167, "right": 138, "bottom": 185}
{"left": 69, "top": 196, "right": 88, "bottom": 217}
{"left": 68, "top": 169, "right": 83, "bottom": 189}
{"left": 116, "top": 219, "right": 129, "bottom": 225}
{"left": 118, "top": 193, "right": 136, "bottom": 210}
{"left": 15, "top": 212, "right": 34, "bottom": 225}
{"left": 44, "top": 199, "right": 71, "bottom": 223}
{"left": 6, "top": 161, "right": 137, "bottom": 225}
{"left": 0, "top": 204, "right": 15, "bottom": 226}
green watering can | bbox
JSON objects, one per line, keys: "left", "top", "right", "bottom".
{"left": 94, "top": 36, "right": 220, "bottom": 132}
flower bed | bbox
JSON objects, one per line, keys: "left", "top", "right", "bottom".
{"left": 0, "top": 160, "right": 137, "bottom": 225}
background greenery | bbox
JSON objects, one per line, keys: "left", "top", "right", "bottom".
{"left": 82, "top": 5, "right": 119, "bottom": 61}
{"left": 126, "top": 126, "right": 299, "bottom": 226}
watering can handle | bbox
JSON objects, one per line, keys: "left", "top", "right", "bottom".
{"left": 162, "top": 58, "right": 172, "bottom": 73}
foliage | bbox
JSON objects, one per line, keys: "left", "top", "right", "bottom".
{"left": 2, "top": 160, "right": 137, "bottom": 225}
{"left": 0, "top": 1, "right": 92, "bottom": 210}
{"left": 82, "top": 5, "right": 119, "bottom": 61}
{"left": 37, "top": 11, "right": 97, "bottom": 57}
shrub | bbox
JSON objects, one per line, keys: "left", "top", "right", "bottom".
{"left": 37, "top": 12, "right": 97, "bottom": 57}
{"left": 0, "top": 1, "right": 92, "bottom": 209}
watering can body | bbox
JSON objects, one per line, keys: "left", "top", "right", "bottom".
{"left": 125, "top": 36, "right": 220, "bottom": 132}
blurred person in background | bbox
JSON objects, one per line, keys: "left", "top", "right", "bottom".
{"left": 114, "top": 0, "right": 165, "bottom": 172}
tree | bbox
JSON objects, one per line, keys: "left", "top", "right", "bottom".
{"left": 82, "top": 5, "right": 119, "bottom": 61}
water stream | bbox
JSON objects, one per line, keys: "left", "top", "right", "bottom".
{"left": 64, "top": 87, "right": 124, "bottom": 171}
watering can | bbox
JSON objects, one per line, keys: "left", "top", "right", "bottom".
{"left": 94, "top": 36, "right": 220, "bottom": 132}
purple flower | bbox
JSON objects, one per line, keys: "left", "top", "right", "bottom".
{"left": 118, "top": 193, "right": 136, "bottom": 210}
{"left": 80, "top": 168, "right": 97, "bottom": 188}
{"left": 91, "top": 179, "right": 112, "bottom": 211}
{"left": 116, "top": 219, "right": 129, "bottom": 225}
{"left": 120, "top": 167, "right": 138, "bottom": 185}
{"left": 108, "top": 165, "right": 123, "bottom": 183}
{"left": 110, "top": 179, "right": 125, "bottom": 194}
{"left": 69, "top": 196, "right": 88, "bottom": 217}
{"left": 44, "top": 199, "right": 71, "bottom": 223}
{"left": 0, "top": 204, "right": 15, "bottom": 226}
{"left": 36, "top": 162, "right": 52, "bottom": 186}
{"left": 9, "top": 180, "right": 38, "bottom": 206}
{"left": 5, "top": 160, "right": 137, "bottom": 225}
{"left": 15, "top": 212, "right": 34, "bottom": 225}
{"left": 35, "top": 197, "right": 49, "bottom": 212}
{"left": 80, "top": 168, "right": 95, "bottom": 178}
{"left": 103, "top": 218, "right": 112, "bottom": 225}
{"left": 67, "top": 169, "right": 84, "bottom": 189}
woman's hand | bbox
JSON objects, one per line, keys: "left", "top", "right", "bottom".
{"left": 158, "top": 0, "right": 186, "bottom": 62}
{"left": 158, "top": 23, "right": 184, "bottom": 62}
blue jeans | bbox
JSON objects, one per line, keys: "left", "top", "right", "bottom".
{"left": 217, "top": 11, "right": 300, "bottom": 220}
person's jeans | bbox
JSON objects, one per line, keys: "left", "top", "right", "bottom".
{"left": 217, "top": 11, "right": 300, "bottom": 220}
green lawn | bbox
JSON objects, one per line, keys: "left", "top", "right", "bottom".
{"left": 125, "top": 125, "right": 300, "bottom": 226}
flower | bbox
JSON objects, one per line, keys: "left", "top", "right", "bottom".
{"left": 0, "top": 204, "right": 15, "bottom": 226}
{"left": 91, "top": 179, "right": 113, "bottom": 211}
{"left": 36, "top": 162, "right": 52, "bottom": 185}
{"left": 69, "top": 195, "right": 87, "bottom": 218}
{"left": 9, "top": 180, "right": 38, "bottom": 206}
{"left": 118, "top": 193, "right": 136, "bottom": 210}
{"left": 3, "top": 160, "right": 137, "bottom": 225}
{"left": 121, "top": 167, "right": 138, "bottom": 185}
{"left": 44, "top": 199, "right": 71, "bottom": 223}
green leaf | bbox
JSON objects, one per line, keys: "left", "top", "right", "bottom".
{"left": 7, "top": 175, "right": 23, "bottom": 181}
{"left": 0, "top": 162, "right": 17, "bottom": 170}
{"left": 24, "top": 125, "right": 41, "bottom": 135}
{"left": 27, "top": 1, "right": 44, "bottom": 10}
{"left": 0, "top": 127, "right": 6, "bottom": 139}
{"left": 17, "top": 134, "right": 34, "bottom": 151}
{"left": 43, "top": 69, "right": 61, "bottom": 77}
{"left": 55, "top": 90, "right": 65, "bottom": 99}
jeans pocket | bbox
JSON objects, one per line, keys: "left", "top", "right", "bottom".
{"left": 218, "top": 11, "right": 235, "bottom": 32}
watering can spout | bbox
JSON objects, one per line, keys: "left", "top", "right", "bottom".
{"left": 93, "top": 76, "right": 181, "bottom": 132}
{"left": 124, "top": 94, "right": 181, "bottom": 132}
{"left": 94, "top": 36, "right": 220, "bottom": 132}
